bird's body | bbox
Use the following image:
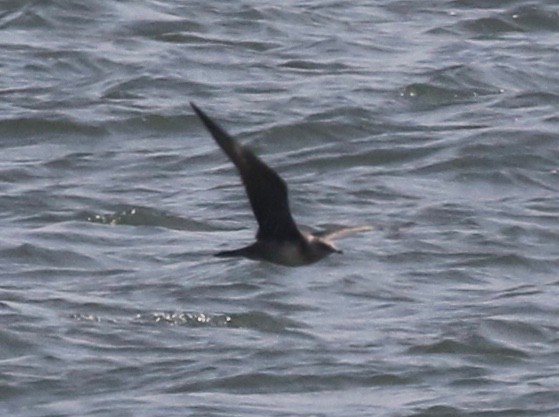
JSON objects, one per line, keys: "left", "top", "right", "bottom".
{"left": 215, "top": 232, "right": 343, "bottom": 267}
{"left": 191, "top": 103, "right": 369, "bottom": 266}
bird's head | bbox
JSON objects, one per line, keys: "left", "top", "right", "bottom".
{"left": 315, "top": 238, "right": 343, "bottom": 255}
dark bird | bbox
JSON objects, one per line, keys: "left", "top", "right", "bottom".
{"left": 191, "top": 103, "right": 370, "bottom": 266}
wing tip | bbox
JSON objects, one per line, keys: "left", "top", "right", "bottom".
{"left": 190, "top": 101, "right": 204, "bottom": 118}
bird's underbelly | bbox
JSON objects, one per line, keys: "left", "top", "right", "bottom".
{"left": 251, "top": 241, "right": 326, "bottom": 267}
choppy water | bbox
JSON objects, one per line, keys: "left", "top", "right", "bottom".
{"left": 2, "top": 1, "right": 559, "bottom": 416}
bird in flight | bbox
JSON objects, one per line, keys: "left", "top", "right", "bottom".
{"left": 191, "top": 103, "right": 370, "bottom": 266}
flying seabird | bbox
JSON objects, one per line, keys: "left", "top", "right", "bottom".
{"left": 191, "top": 102, "right": 370, "bottom": 266}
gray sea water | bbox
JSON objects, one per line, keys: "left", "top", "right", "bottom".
{"left": 2, "top": 1, "right": 559, "bottom": 416}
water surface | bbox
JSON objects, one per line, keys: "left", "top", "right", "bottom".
{"left": 1, "top": 1, "right": 559, "bottom": 416}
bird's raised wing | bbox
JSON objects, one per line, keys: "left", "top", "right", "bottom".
{"left": 191, "top": 103, "right": 302, "bottom": 241}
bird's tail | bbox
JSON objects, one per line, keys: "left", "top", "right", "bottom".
{"left": 214, "top": 245, "right": 255, "bottom": 259}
